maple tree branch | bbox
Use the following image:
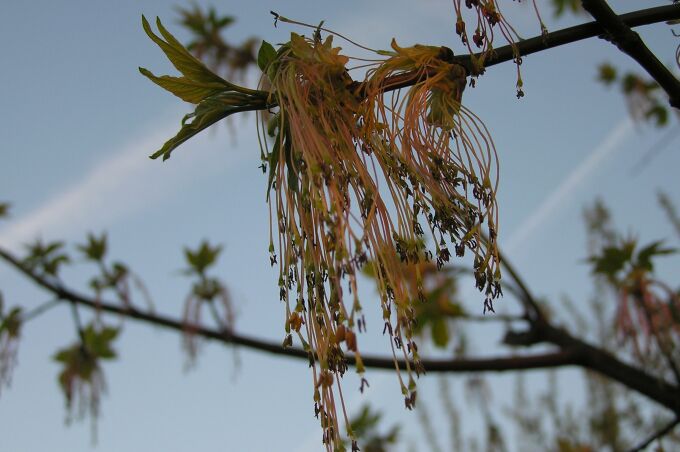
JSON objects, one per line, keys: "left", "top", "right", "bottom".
{"left": 539, "top": 322, "right": 680, "bottom": 414}
{"left": 581, "top": 0, "right": 680, "bottom": 108}
{"left": 351, "top": 5, "right": 680, "bottom": 96}
{"left": 2, "top": 245, "right": 680, "bottom": 414}
{"left": 628, "top": 416, "right": 680, "bottom": 452}
{"left": 0, "top": 246, "right": 577, "bottom": 374}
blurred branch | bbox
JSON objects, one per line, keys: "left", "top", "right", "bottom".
{"left": 628, "top": 416, "right": 680, "bottom": 452}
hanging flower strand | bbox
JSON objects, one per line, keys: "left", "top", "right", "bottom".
{"left": 139, "top": 2, "right": 549, "bottom": 448}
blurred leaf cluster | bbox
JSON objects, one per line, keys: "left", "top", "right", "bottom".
{"left": 23, "top": 239, "right": 70, "bottom": 277}
{"left": 598, "top": 64, "right": 672, "bottom": 127}
{"left": 345, "top": 405, "right": 399, "bottom": 452}
{"left": 176, "top": 4, "right": 258, "bottom": 80}
{"left": 53, "top": 323, "right": 119, "bottom": 423}
{"left": 0, "top": 294, "right": 21, "bottom": 393}
{"left": 181, "top": 240, "right": 234, "bottom": 365}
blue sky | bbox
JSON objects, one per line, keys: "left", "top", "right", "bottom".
{"left": 1, "top": 1, "right": 679, "bottom": 451}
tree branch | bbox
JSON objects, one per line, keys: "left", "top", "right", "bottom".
{"left": 581, "top": 0, "right": 680, "bottom": 108}
{"left": 239, "top": 6, "right": 680, "bottom": 109}
{"left": 628, "top": 416, "right": 680, "bottom": 452}
{"left": 0, "top": 246, "right": 578, "bottom": 374}
{"left": 2, "top": 244, "right": 680, "bottom": 414}
{"left": 539, "top": 322, "right": 680, "bottom": 414}
{"left": 351, "top": 5, "right": 680, "bottom": 96}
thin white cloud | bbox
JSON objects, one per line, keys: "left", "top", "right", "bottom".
{"left": 0, "top": 116, "right": 253, "bottom": 251}
{"left": 503, "top": 117, "right": 632, "bottom": 255}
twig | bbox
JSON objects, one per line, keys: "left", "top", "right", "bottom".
{"left": 627, "top": 416, "right": 680, "bottom": 452}
{"left": 21, "top": 298, "right": 60, "bottom": 323}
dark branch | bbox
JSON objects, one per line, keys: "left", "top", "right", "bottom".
{"left": 0, "top": 246, "right": 578, "bottom": 374}
{"left": 540, "top": 323, "right": 680, "bottom": 414}
{"left": 2, "top": 244, "right": 680, "bottom": 414}
{"left": 628, "top": 416, "right": 680, "bottom": 452}
{"left": 245, "top": 6, "right": 680, "bottom": 109}
{"left": 351, "top": 5, "right": 680, "bottom": 96}
{"left": 581, "top": 0, "right": 680, "bottom": 108}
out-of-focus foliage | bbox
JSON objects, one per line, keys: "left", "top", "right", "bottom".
{"left": 345, "top": 405, "right": 399, "bottom": 452}
{"left": 553, "top": 1, "right": 677, "bottom": 128}
{"left": 53, "top": 323, "right": 119, "bottom": 423}
{"left": 0, "top": 202, "right": 9, "bottom": 218}
{"left": 551, "top": 0, "right": 582, "bottom": 17}
{"left": 181, "top": 240, "right": 233, "bottom": 365}
{"left": 23, "top": 239, "right": 70, "bottom": 277}
{"left": 598, "top": 64, "right": 671, "bottom": 127}
{"left": 176, "top": 4, "right": 257, "bottom": 80}
{"left": 0, "top": 294, "right": 21, "bottom": 393}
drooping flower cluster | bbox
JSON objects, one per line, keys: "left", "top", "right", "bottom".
{"left": 452, "top": 0, "right": 547, "bottom": 97}
{"left": 139, "top": 6, "right": 546, "bottom": 447}
{"left": 259, "top": 32, "right": 500, "bottom": 449}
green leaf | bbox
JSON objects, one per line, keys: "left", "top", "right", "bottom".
{"left": 257, "top": 40, "right": 277, "bottom": 72}
{"left": 184, "top": 241, "right": 222, "bottom": 275}
{"left": 150, "top": 92, "right": 261, "bottom": 160}
{"left": 0, "top": 306, "right": 22, "bottom": 338}
{"left": 636, "top": 240, "right": 676, "bottom": 272}
{"left": 77, "top": 232, "right": 108, "bottom": 262}
{"left": 141, "top": 16, "right": 230, "bottom": 88}
{"left": 597, "top": 63, "right": 617, "bottom": 85}
{"left": 590, "top": 242, "right": 635, "bottom": 278}
{"left": 138, "top": 68, "right": 229, "bottom": 104}
{"left": 645, "top": 104, "right": 668, "bottom": 127}
{"left": 430, "top": 317, "right": 450, "bottom": 348}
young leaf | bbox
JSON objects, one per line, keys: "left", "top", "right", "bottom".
{"left": 141, "top": 16, "right": 231, "bottom": 88}
{"left": 257, "top": 40, "right": 277, "bottom": 72}
{"left": 138, "top": 68, "right": 229, "bottom": 104}
{"left": 77, "top": 232, "right": 108, "bottom": 262}
{"left": 150, "top": 93, "right": 264, "bottom": 160}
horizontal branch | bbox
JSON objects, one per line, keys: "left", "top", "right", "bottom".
{"left": 0, "top": 246, "right": 578, "bottom": 374}
{"left": 2, "top": 245, "right": 679, "bottom": 413}
{"left": 350, "top": 5, "right": 680, "bottom": 96}
{"left": 582, "top": 0, "right": 680, "bottom": 108}
{"left": 539, "top": 322, "right": 680, "bottom": 414}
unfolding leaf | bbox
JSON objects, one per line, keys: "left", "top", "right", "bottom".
{"left": 141, "top": 16, "right": 232, "bottom": 88}
{"left": 150, "top": 93, "right": 263, "bottom": 160}
{"left": 257, "top": 40, "right": 277, "bottom": 72}
{"left": 138, "top": 68, "right": 229, "bottom": 104}
{"left": 77, "top": 232, "right": 108, "bottom": 262}
{"left": 184, "top": 240, "right": 222, "bottom": 275}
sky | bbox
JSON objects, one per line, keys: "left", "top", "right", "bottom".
{"left": 1, "top": 1, "right": 679, "bottom": 451}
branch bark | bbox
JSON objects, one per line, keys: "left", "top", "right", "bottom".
{"left": 581, "top": 0, "right": 680, "bottom": 108}
{"left": 2, "top": 245, "right": 680, "bottom": 413}
{"left": 351, "top": 5, "right": 680, "bottom": 97}
{"left": 0, "top": 246, "right": 578, "bottom": 374}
